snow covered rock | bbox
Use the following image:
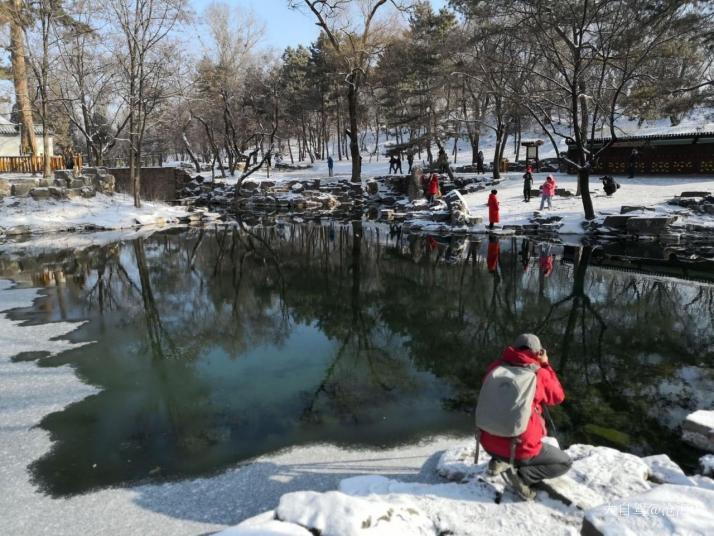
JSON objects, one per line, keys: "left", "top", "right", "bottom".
{"left": 642, "top": 454, "right": 693, "bottom": 486}
{"left": 275, "top": 490, "right": 437, "bottom": 536}
{"left": 700, "top": 455, "right": 714, "bottom": 477}
{"left": 581, "top": 484, "right": 714, "bottom": 536}
{"left": 217, "top": 511, "right": 312, "bottom": 536}
{"left": 683, "top": 410, "right": 714, "bottom": 452}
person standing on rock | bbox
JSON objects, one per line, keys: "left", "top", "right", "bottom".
{"left": 327, "top": 155, "right": 334, "bottom": 177}
{"left": 475, "top": 334, "right": 572, "bottom": 501}
{"left": 487, "top": 189, "right": 500, "bottom": 230}
{"left": 427, "top": 173, "right": 440, "bottom": 203}
{"left": 539, "top": 175, "right": 557, "bottom": 210}
{"left": 523, "top": 166, "right": 534, "bottom": 202}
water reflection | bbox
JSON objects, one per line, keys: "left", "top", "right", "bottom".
{"left": 1, "top": 223, "right": 712, "bottom": 496}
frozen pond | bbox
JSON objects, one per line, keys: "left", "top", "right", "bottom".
{"left": 1, "top": 222, "right": 713, "bottom": 497}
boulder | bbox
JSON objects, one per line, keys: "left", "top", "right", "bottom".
{"left": 603, "top": 215, "right": 633, "bottom": 229}
{"left": 66, "top": 188, "right": 83, "bottom": 199}
{"left": 29, "top": 188, "right": 51, "bottom": 200}
{"left": 0, "top": 178, "right": 10, "bottom": 197}
{"left": 680, "top": 191, "right": 711, "bottom": 198}
{"left": 37, "top": 178, "right": 53, "bottom": 188}
{"left": 407, "top": 173, "right": 423, "bottom": 201}
{"left": 642, "top": 454, "right": 693, "bottom": 486}
{"left": 54, "top": 169, "right": 73, "bottom": 184}
{"left": 626, "top": 216, "right": 677, "bottom": 235}
{"left": 10, "top": 182, "right": 33, "bottom": 197}
{"left": 48, "top": 187, "right": 67, "bottom": 200}
{"left": 621, "top": 206, "right": 654, "bottom": 214}
{"left": 581, "top": 484, "right": 714, "bottom": 536}
{"left": 682, "top": 410, "right": 714, "bottom": 452}
{"left": 259, "top": 181, "right": 275, "bottom": 190}
{"left": 4, "top": 225, "right": 32, "bottom": 236}
{"left": 442, "top": 189, "right": 470, "bottom": 214}
{"left": 68, "top": 178, "right": 86, "bottom": 189}
{"left": 366, "top": 180, "right": 379, "bottom": 196}
{"left": 556, "top": 188, "right": 575, "bottom": 197}
{"left": 80, "top": 186, "right": 96, "bottom": 198}
{"left": 379, "top": 209, "right": 395, "bottom": 221}
{"left": 450, "top": 209, "right": 469, "bottom": 226}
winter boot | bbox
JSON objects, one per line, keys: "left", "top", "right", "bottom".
{"left": 487, "top": 458, "right": 510, "bottom": 477}
{"left": 501, "top": 468, "right": 536, "bottom": 501}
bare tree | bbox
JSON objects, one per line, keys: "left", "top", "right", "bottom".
{"left": 289, "top": 0, "right": 404, "bottom": 183}
{"left": 106, "top": 0, "right": 186, "bottom": 208}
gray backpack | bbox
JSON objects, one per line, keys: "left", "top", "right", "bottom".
{"left": 474, "top": 364, "right": 539, "bottom": 464}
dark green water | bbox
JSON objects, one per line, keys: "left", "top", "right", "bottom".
{"left": 2, "top": 223, "right": 713, "bottom": 496}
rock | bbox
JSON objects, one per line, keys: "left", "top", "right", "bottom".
{"left": 29, "top": 188, "right": 51, "bottom": 200}
{"left": 642, "top": 454, "right": 693, "bottom": 486}
{"left": 626, "top": 216, "right": 677, "bottom": 235}
{"left": 466, "top": 215, "right": 483, "bottom": 225}
{"left": 407, "top": 173, "right": 422, "bottom": 201}
{"left": 442, "top": 189, "right": 470, "bottom": 214}
{"left": 67, "top": 178, "right": 85, "bottom": 189}
{"left": 4, "top": 225, "right": 32, "bottom": 236}
{"left": 556, "top": 188, "right": 575, "bottom": 197}
{"left": 366, "top": 180, "right": 379, "bottom": 196}
{"left": 700, "top": 455, "right": 714, "bottom": 477}
{"left": 10, "top": 182, "right": 34, "bottom": 197}
{"left": 37, "top": 178, "right": 52, "bottom": 188}
{"left": 54, "top": 169, "right": 73, "bottom": 184}
{"left": 450, "top": 209, "right": 469, "bottom": 226}
{"left": 276, "top": 490, "right": 436, "bottom": 536}
{"left": 65, "top": 188, "right": 83, "bottom": 199}
{"left": 80, "top": 186, "right": 96, "bottom": 198}
{"left": 379, "top": 209, "right": 395, "bottom": 221}
{"left": 603, "top": 215, "right": 633, "bottom": 229}
{"left": 0, "top": 179, "right": 10, "bottom": 197}
{"left": 682, "top": 410, "right": 714, "bottom": 452}
{"left": 259, "top": 181, "right": 275, "bottom": 190}
{"left": 581, "top": 484, "right": 714, "bottom": 536}
{"left": 620, "top": 206, "right": 654, "bottom": 214}
{"left": 680, "top": 191, "right": 711, "bottom": 198}
{"left": 48, "top": 186, "right": 67, "bottom": 199}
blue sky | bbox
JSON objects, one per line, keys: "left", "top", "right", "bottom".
{"left": 190, "top": 0, "right": 449, "bottom": 52}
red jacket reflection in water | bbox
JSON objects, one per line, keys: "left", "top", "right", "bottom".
{"left": 487, "top": 240, "right": 500, "bottom": 273}
{"left": 479, "top": 347, "right": 565, "bottom": 460}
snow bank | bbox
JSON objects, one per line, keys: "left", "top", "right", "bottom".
{"left": 582, "top": 484, "right": 714, "bottom": 536}
{"left": 0, "top": 192, "right": 191, "bottom": 237}
{"left": 642, "top": 454, "right": 694, "bottom": 486}
{"left": 701, "top": 455, "right": 714, "bottom": 477}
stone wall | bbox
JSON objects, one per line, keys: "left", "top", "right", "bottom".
{"left": 110, "top": 167, "right": 192, "bottom": 202}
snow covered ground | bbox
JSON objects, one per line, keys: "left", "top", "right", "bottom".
{"left": 0, "top": 192, "right": 193, "bottom": 238}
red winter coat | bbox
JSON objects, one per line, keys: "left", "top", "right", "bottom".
{"left": 479, "top": 347, "right": 565, "bottom": 460}
{"left": 428, "top": 174, "right": 440, "bottom": 195}
{"left": 542, "top": 177, "right": 557, "bottom": 197}
{"left": 487, "top": 194, "right": 500, "bottom": 223}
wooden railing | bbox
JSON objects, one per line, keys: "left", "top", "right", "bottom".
{"left": 0, "top": 155, "right": 83, "bottom": 173}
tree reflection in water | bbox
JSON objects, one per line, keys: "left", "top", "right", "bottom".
{"left": 1, "top": 222, "right": 710, "bottom": 496}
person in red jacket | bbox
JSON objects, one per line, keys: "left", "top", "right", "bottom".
{"left": 427, "top": 173, "right": 440, "bottom": 203}
{"left": 480, "top": 334, "right": 571, "bottom": 500}
{"left": 487, "top": 189, "right": 499, "bottom": 229}
{"left": 539, "top": 175, "right": 557, "bottom": 210}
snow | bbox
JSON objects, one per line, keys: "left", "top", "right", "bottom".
{"left": 0, "top": 192, "right": 191, "bottom": 237}
{"left": 642, "top": 455, "right": 694, "bottom": 486}
{"left": 461, "top": 173, "right": 714, "bottom": 235}
{"left": 701, "top": 455, "right": 714, "bottom": 477}
{"left": 683, "top": 410, "right": 714, "bottom": 453}
{"left": 582, "top": 484, "right": 714, "bottom": 536}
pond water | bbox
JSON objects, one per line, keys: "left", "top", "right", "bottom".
{"left": 2, "top": 222, "right": 713, "bottom": 497}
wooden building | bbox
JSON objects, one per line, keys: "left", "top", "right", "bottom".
{"left": 566, "top": 130, "right": 714, "bottom": 175}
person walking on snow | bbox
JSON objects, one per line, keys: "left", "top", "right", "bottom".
{"left": 487, "top": 189, "right": 500, "bottom": 230}
{"left": 477, "top": 150, "right": 485, "bottom": 174}
{"left": 427, "top": 173, "right": 440, "bottom": 203}
{"left": 539, "top": 175, "right": 557, "bottom": 210}
{"left": 523, "top": 166, "right": 534, "bottom": 202}
{"left": 395, "top": 153, "right": 403, "bottom": 174}
{"left": 407, "top": 152, "right": 414, "bottom": 174}
{"left": 327, "top": 155, "right": 334, "bottom": 177}
{"left": 475, "top": 334, "right": 572, "bottom": 501}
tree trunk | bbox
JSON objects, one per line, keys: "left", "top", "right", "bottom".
{"left": 578, "top": 168, "right": 595, "bottom": 220}
{"left": 347, "top": 78, "right": 361, "bottom": 182}
{"left": 10, "top": 0, "right": 37, "bottom": 155}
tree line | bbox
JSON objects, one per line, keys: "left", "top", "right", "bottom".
{"left": 4, "top": 0, "right": 713, "bottom": 215}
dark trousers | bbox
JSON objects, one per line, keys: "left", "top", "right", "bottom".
{"left": 524, "top": 185, "right": 531, "bottom": 201}
{"left": 493, "top": 444, "right": 572, "bottom": 486}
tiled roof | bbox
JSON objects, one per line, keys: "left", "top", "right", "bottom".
{"left": 566, "top": 131, "right": 714, "bottom": 145}
{"left": 0, "top": 123, "right": 48, "bottom": 136}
